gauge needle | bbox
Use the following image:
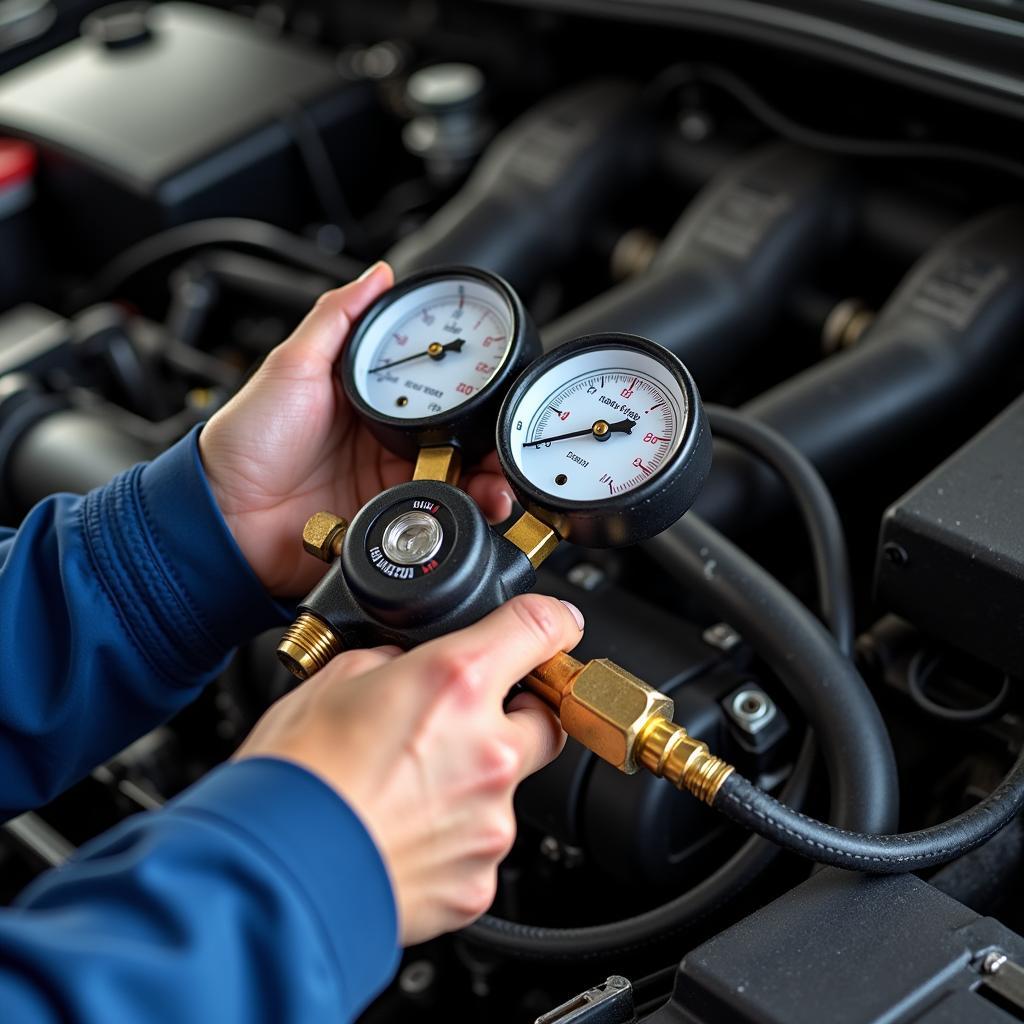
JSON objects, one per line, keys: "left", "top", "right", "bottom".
{"left": 522, "top": 418, "right": 635, "bottom": 448}
{"left": 369, "top": 338, "right": 466, "bottom": 374}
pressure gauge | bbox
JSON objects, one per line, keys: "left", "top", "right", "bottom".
{"left": 496, "top": 334, "right": 711, "bottom": 546}
{"left": 340, "top": 266, "right": 540, "bottom": 461}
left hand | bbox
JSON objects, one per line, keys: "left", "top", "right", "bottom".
{"left": 200, "top": 262, "right": 514, "bottom": 597}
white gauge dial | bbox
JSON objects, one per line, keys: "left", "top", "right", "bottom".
{"left": 507, "top": 346, "right": 687, "bottom": 502}
{"left": 351, "top": 275, "right": 514, "bottom": 419}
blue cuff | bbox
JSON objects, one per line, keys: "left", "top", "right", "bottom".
{"left": 82, "top": 426, "right": 289, "bottom": 684}
{"left": 171, "top": 758, "right": 400, "bottom": 1012}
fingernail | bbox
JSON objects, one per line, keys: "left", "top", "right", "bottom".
{"left": 561, "top": 600, "right": 585, "bottom": 631}
{"left": 357, "top": 260, "right": 386, "bottom": 282}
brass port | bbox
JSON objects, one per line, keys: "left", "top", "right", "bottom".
{"left": 527, "top": 652, "right": 734, "bottom": 803}
{"left": 504, "top": 511, "right": 560, "bottom": 569}
{"left": 277, "top": 612, "right": 342, "bottom": 680}
{"left": 413, "top": 445, "right": 461, "bottom": 485}
{"left": 302, "top": 512, "right": 348, "bottom": 562}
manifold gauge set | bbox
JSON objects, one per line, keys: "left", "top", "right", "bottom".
{"left": 277, "top": 265, "right": 711, "bottom": 676}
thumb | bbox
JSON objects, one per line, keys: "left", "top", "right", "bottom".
{"left": 276, "top": 261, "right": 394, "bottom": 366}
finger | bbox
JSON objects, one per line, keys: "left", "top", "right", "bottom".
{"left": 504, "top": 692, "right": 566, "bottom": 779}
{"left": 414, "top": 594, "right": 585, "bottom": 702}
{"left": 463, "top": 470, "right": 514, "bottom": 524}
{"left": 277, "top": 262, "right": 394, "bottom": 365}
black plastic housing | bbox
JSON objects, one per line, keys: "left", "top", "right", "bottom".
{"left": 647, "top": 869, "right": 1024, "bottom": 1023}
{"left": 876, "top": 391, "right": 1024, "bottom": 679}
{"left": 496, "top": 334, "right": 712, "bottom": 548}
{"left": 0, "top": 3, "right": 378, "bottom": 261}
{"left": 339, "top": 266, "right": 540, "bottom": 463}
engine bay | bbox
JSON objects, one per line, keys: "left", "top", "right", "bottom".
{"left": 1, "top": 1, "right": 1024, "bottom": 1020}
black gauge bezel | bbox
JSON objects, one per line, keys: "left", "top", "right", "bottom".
{"left": 339, "top": 265, "right": 540, "bottom": 463}
{"left": 495, "top": 333, "right": 712, "bottom": 548}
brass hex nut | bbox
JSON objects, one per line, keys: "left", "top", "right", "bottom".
{"left": 560, "top": 659, "right": 674, "bottom": 774}
{"left": 302, "top": 511, "right": 348, "bottom": 562}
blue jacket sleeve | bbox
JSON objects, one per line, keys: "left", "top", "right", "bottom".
{"left": 0, "top": 426, "right": 288, "bottom": 819}
{"left": 0, "top": 757, "right": 401, "bottom": 1022}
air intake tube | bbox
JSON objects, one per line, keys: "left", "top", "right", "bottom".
{"left": 387, "top": 80, "right": 651, "bottom": 294}
{"left": 541, "top": 143, "right": 854, "bottom": 392}
{"left": 692, "top": 205, "right": 1024, "bottom": 534}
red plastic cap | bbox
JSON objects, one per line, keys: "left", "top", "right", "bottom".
{"left": 0, "top": 139, "right": 37, "bottom": 191}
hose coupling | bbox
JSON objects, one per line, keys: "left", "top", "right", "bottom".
{"left": 635, "top": 716, "right": 734, "bottom": 805}
{"left": 526, "top": 652, "right": 734, "bottom": 801}
{"left": 527, "top": 653, "right": 672, "bottom": 774}
{"left": 277, "top": 612, "right": 342, "bottom": 680}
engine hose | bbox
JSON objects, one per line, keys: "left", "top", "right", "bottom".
{"left": 80, "top": 218, "right": 365, "bottom": 305}
{"left": 652, "top": 515, "right": 898, "bottom": 835}
{"left": 465, "top": 426, "right": 866, "bottom": 958}
{"left": 704, "top": 405, "right": 854, "bottom": 657}
{"left": 714, "top": 754, "right": 1024, "bottom": 873}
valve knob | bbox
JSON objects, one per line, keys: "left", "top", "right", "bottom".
{"left": 302, "top": 511, "right": 348, "bottom": 562}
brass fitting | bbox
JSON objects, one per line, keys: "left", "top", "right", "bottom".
{"left": 504, "top": 511, "right": 560, "bottom": 569}
{"left": 277, "top": 612, "right": 342, "bottom": 680}
{"left": 302, "top": 512, "right": 348, "bottom": 562}
{"left": 635, "top": 716, "right": 734, "bottom": 805}
{"left": 528, "top": 653, "right": 673, "bottom": 773}
{"left": 527, "top": 652, "right": 734, "bottom": 803}
{"left": 413, "top": 445, "right": 462, "bottom": 485}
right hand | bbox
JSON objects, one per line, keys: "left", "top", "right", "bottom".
{"left": 235, "top": 594, "right": 585, "bottom": 945}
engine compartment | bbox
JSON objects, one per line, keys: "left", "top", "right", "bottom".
{"left": 1, "top": 1, "right": 1024, "bottom": 1020}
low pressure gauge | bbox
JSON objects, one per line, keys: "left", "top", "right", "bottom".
{"left": 496, "top": 334, "right": 711, "bottom": 546}
{"left": 340, "top": 266, "right": 539, "bottom": 461}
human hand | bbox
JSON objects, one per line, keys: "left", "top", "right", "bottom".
{"left": 200, "top": 262, "right": 515, "bottom": 596}
{"left": 235, "top": 594, "right": 584, "bottom": 945}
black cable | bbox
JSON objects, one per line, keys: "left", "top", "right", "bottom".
{"left": 716, "top": 748, "right": 1024, "bottom": 873}
{"left": 465, "top": 412, "right": 862, "bottom": 959}
{"left": 81, "top": 219, "right": 366, "bottom": 305}
{"left": 705, "top": 404, "right": 854, "bottom": 657}
{"left": 279, "top": 103, "right": 368, "bottom": 253}
{"left": 651, "top": 64, "right": 1024, "bottom": 183}
{"left": 906, "top": 649, "right": 1012, "bottom": 724}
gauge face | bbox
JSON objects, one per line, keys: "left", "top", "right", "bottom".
{"left": 349, "top": 274, "right": 515, "bottom": 420}
{"left": 506, "top": 345, "right": 687, "bottom": 503}
{"left": 496, "top": 334, "right": 712, "bottom": 548}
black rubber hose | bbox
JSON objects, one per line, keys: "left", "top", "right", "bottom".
{"left": 705, "top": 405, "right": 854, "bottom": 657}
{"left": 715, "top": 751, "right": 1024, "bottom": 873}
{"left": 465, "top": 416, "right": 864, "bottom": 958}
{"left": 651, "top": 515, "right": 898, "bottom": 835}
{"left": 80, "top": 219, "right": 365, "bottom": 305}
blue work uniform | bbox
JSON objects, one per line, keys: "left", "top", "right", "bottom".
{"left": 0, "top": 428, "right": 399, "bottom": 1021}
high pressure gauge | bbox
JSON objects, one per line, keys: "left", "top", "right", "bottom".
{"left": 496, "top": 334, "right": 711, "bottom": 546}
{"left": 340, "top": 266, "right": 539, "bottom": 461}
